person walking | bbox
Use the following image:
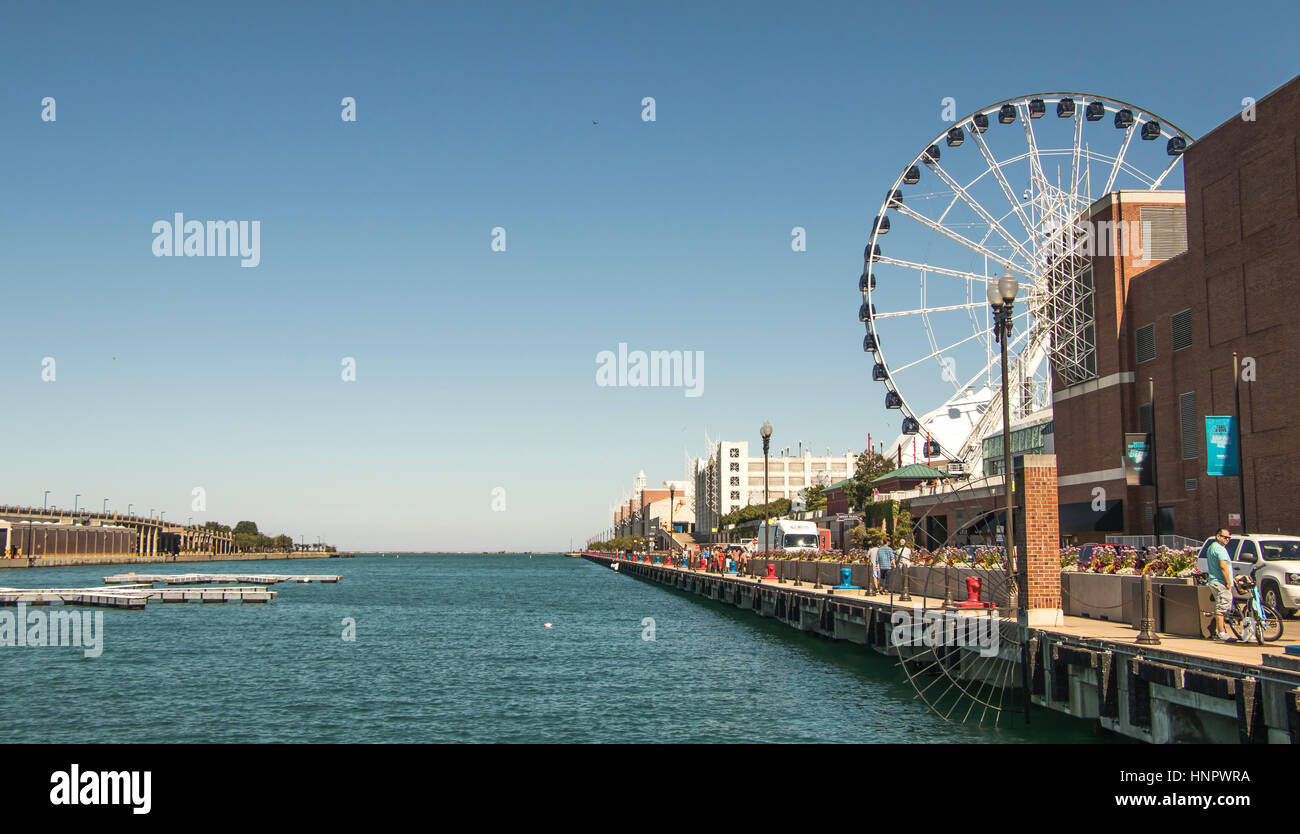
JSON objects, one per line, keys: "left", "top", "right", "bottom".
{"left": 866, "top": 542, "right": 881, "bottom": 594}
{"left": 877, "top": 539, "right": 896, "bottom": 594}
{"left": 1206, "top": 528, "right": 1235, "bottom": 641}
{"left": 895, "top": 538, "right": 912, "bottom": 591}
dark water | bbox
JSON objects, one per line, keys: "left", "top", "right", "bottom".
{"left": 0, "top": 554, "right": 1115, "bottom": 743}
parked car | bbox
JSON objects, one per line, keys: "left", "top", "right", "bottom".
{"left": 1196, "top": 534, "right": 1300, "bottom": 618}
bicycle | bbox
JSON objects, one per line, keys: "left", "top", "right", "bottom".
{"left": 1197, "top": 566, "right": 1284, "bottom": 644}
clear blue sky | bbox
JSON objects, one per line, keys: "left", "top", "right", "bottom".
{"left": 1, "top": 1, "right": 1295, "bottom": 550}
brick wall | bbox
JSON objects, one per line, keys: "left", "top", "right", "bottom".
{"left": 1052, "top": 73, "right": 1300, "bottom": 539}
{"left": 1022, "top": 455, "right": 1062, "bottom": 614}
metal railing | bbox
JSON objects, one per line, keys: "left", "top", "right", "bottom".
{"left": 1105, "top": 534, "right": 1203, "bottom": 550}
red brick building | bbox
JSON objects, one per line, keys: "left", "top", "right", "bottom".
{"left": 1054, "top": 74, "right": 1300, "bottom": 540}
{"left": 905, "top": 75, "right": 1300, "bottom": 547}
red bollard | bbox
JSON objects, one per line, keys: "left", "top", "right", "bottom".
{"left": 761, "top": 563, "right": 777, "bottom": 581}
{"left": 959, "top": 576, "right": 991, "bottom": 608}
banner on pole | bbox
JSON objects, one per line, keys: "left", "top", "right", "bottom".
{"left": 1124, "top": 433, "right": 1152, "bottom": 486}
{"left": 1205, "top": 416, "right": 1238, "bottom": 476}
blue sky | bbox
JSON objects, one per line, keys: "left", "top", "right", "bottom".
{"left": 1, "top": 1, "right": 1296, "bottom": 550}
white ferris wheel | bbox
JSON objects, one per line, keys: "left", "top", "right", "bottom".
{"left": 860, "top": 94, "right": 1194, "bottom": 473}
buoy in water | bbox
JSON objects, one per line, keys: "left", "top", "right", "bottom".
{"left": 544, "top": 622, "right": 553, "bottom": 629}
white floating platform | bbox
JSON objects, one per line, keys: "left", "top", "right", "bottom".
{"left": 102, "top": 573, "right": 341, "bottom": 586}
{"left": 0, "top": 585, "right": 277, "bottom": 608}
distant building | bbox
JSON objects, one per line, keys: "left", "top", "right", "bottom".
{"left": 692, "top": 442, "right": 855, "bottom": 541}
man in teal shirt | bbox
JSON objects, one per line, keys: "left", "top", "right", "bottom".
{"left": 1206, "top": 528, "right": 1234, "bottom": 641}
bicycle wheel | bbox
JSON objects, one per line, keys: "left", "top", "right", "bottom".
{"left": 1227, "top": 611, "right": 1244, "bottom": 641}
{"left": 1260, "top": 606, "right": 1285, "bottom": 642}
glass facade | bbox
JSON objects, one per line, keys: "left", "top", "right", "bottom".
{"left": 983, "top": 421, "right": 1053, "bottom": 475}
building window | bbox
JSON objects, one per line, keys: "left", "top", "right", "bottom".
{"left": 1136, "top": 324, "right": 1155, "bottom": 363}
{"left": 1185, "top": 478, "right": 1197, "bottom": 491}
{"left": 729, "top": 448, "right": 739, "bottom": 458}
{"left": 729, "top": 477, "right": 739, "bottom": 486}
{"left": 1179, "top": 391, "right": 1197, "bottom": 460}
{"left": 1171, "top": 309, "right": 1192, "bottom": 352}
{"left": 730, "top": 491, "right": 740, "bottom": 501}
{"left": 729, "top": 462, "right": 739, "bottom": 472}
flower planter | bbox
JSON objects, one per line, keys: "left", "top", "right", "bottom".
{"left": 1061, "top": 572, "right": 1196, "bottom": 622}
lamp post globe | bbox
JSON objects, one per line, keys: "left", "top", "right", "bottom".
{"left": 998, "top": 268, "right": 1020, "bottom": 305}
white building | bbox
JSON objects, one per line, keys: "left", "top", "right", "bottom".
{"left": 693, "top": 442, "right": 855, "bottom": 540}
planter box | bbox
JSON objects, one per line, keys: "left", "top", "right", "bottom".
{"left": 1122, "top": 576, "right": 1195, "bottom": 630}
{"left": 1062, "top": 572, "right": 1127, "bottom": 621}
{"left": 1159, "top": 583, "right": 1213, "bottom": 638}
{"left": 1061, "top": 572, "right": 1196, "bottom": 623}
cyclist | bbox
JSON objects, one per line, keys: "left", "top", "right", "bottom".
{"left": 1206, "top": 528, "right": 1235, "bottom": 642}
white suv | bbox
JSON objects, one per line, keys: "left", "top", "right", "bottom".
{"left": 1196, "top": 534, "right": 1300, "bottom": 618}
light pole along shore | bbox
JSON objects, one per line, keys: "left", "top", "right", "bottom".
{"left": 987, "top": 267, "right": 1030, "bottom": 724}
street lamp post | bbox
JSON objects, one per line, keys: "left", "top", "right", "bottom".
{"left": 987, "top": 267, "right": 1029, "bottom": 724}
{"left": 760, "top": 421, "right": 772, "bottom": 563}
{"left": 127, "top": 504, "right": 134, "bottom": 516}
{"left": 668, "top": 484, "right": 676, "bottom": 559}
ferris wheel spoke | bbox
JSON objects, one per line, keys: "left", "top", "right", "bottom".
{"left": 922, "top": 158, "right": 1037, "bottom": 267}
{"left": 873, "top": 301, "right": 986, "bottom": 320}
{"left": 872, "top": 255, "right": 994, "bottom": 284}
{"left": 1149, "top": 153, "right": 1184, "bottom": 190}
{"left": 889, "top": 202, "right": 1027, "bottom": 273}
{"left": 886, "top": 325, "right": 997, "bottom": 376}
{"left": 1101, "top": 122, "right": 1138, "bottom": 196}
{"left": 948, "top": 316, "right": 1036, "bottom": 400}
{"left": 1070, "top": 110, "right": 1084, "bottom": 202}
{"left": 1019, "top": 103, "right": 1050, "bottom": 201}
{"left": 969, "top": 126, "right": 1038, "bottom": 251}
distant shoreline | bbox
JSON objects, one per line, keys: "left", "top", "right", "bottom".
{"left": 0, "top": 551, "right": 354, "bottom": 571}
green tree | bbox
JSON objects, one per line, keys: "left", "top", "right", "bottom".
{"left": 233, "top": 521, "right": 260, "bottom": 537}
{"left": 801, "top": 483, "right": 827, "bottom": 512}
{"left": 274, "top": 534, "right": 293, "bottom": 552}
{"left": 719, "top": 498, "right": 792, "bottom": 527}
{"left": 846, "top": 450, "right": 896, "bottom": 509}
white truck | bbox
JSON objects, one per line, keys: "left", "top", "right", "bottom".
{"left": 754, "top": 519, "right": 821, "bottom": 554}
{"left": 1196, "top": 533, "right": 1300, "bottom": 617}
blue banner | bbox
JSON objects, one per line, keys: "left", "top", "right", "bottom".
{"left": 1205, "top": 416, "right": 1238, "bottom": 476}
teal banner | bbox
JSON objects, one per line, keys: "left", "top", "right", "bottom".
{"left": 1205, "top": 416, "right": 1237, "bottom": 476}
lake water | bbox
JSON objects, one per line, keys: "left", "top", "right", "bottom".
{"left": 0, "top": 554, "right": 1116, "bottom": 743}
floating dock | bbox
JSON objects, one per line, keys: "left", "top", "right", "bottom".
{"left": 101, "top": 573, "right": 341, "bottom": 585}
{"left": 0, "top": 585, "right": 277, "bottom": 608}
